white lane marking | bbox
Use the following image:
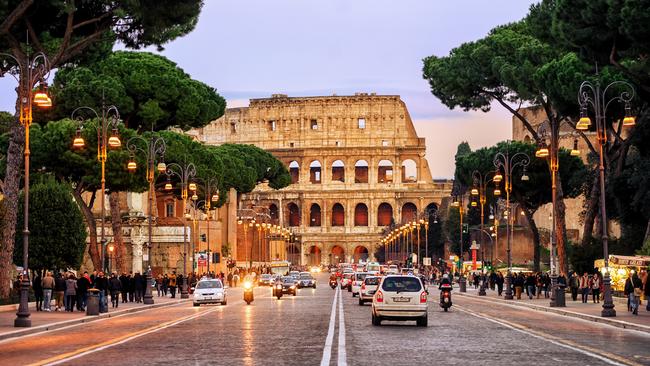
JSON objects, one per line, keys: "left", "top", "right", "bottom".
{"left": 457, "top": 306, "right": 628, "bottom": 366}
{"left": 320, "top": 286, "right": 339, "bottom": 366}
{"left": 337, "top": 286, "right": 347, "bottom": 366}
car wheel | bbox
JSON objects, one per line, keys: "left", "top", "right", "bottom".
{"left": 222, "top": 299, "right": 227, "bottom": 305}
{"left": 293, "top": 291, "right": 296, "bottom": 296}
{"left": 352, "top": 292, "right": 356, "bottom": 297}
{"left": 193, "top": 302, "right": 199, "bottom": 307}
{"left": 372, "top": 312, "right": 381, "bottom": 326}
{"left": 416, "top": 315, "right": 428, "bottom": 327}
{"left": 358, "top": 298, "right": 364, "bottom": 306}
{"left": 444, "top": 307, "right": 448, "bottom": 312}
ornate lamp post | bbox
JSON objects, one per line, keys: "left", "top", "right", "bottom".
{"left": 126, "top": 135, "right": 166, "bottom": 305}
{"left": 71, "top": 100, "right": 122, "bottom": 274}
{"left": 471, "top": 170, "right": 496, "bottom": 296}
{"left": 493, "top": 145, "right": 530, "bottom": 300}
{"left": 2, "top": 49, "right": 52, "bottom": 328}
{"left": 165, "top": 160, "right": 196, "bottom": 298}
{"left": 577, "top": 79, "right": 636, "bottom": 317}
{"left": 451, "top": 189, "right": 467, "bottom": 292}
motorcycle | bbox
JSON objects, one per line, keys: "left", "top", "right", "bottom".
{"left": 243, "top": 281, "right": 254, "bottom": 305}
{"left": 273, "top": 282, "right": 283, "bottom": 299}
{"left": 439, "top": 283, "right": 453, "bottom": 312}
{"left": 329, "top": 278, "right": 337, "bottom": 289}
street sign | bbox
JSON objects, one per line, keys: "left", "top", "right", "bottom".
{"left": 423, "top": 257, "right": 431, "bottom": 266}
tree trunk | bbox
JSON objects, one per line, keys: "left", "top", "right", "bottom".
{"left": 71, "top": 188, "right": 101, "bottom": 270}
{"left": 0, "top": 112, "right": 23, "bottom": 299}
{"left": 524, "top": 207, "right": 541, "bottom": 272}
{"left": 554, "top": 172, "right": 569, "bottom": 276}
{"left": 109, "top": 191, "right": 126, "bottom": 273}
{"left": 581, "top": 175, "right": 600, "bottom": 247}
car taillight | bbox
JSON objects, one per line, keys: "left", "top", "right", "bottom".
{"left": 376, "top": 290, "right": 383, "bottom": 303}
{"left": 420, "top": 291, "right": 427, "bottom": 303}
{"left": 361, "top": 283, "right": 366, "bottom": 290}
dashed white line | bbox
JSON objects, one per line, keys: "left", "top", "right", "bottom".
{"left": 320, "top": 286, "right": 339, "bottom": 366}
{"left": 337, "top": 287, "right": 347, "bottom": 366}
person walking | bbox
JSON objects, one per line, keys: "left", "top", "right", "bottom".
{"left": 95, "top": 272, "right": 109, "bottom": 313}
{"left": 33, "top": 271, "right": 43, "bottom": 312}
{"left": 525, "top": 273, "right": 536, "bottom": 300}
{"left": 591, "top": 272, "right": 601, "bottom": 303}
{"left": 496, "top": 272, "right": 504, "bottom": 296}
{"left": 128, "top": 272, "right": 136, "bottom": 302}
{"left": 169, "top": 271, "right": 177, "bottom": 298}
{"left": 569, "top": 272, "right": 579, "bottom": 301}
{"left": 41, "top": 271, "right": 55, "bottom": 312}
{"left": 625, "top": 272, "right": 643, "bottom": 315}
{"left": 514, "top": 273, "right": 524, "bottom": 300}
{"left": 108, "top": 272, "right": 122, "bottom": 308}
{"left": 76, "top": 272, "right": 90, "bottom": 311}
{"left": 579, "top": 272, "right": 590, "bottom": 303}
{"left": 119, "top": 272, "right": 129, "bottom": 303}
{"left": 227, "top": 272, "right": 233, "bottom": 288}
{"left": 65, "top": 274, "right": 77, "bottom": 312}
{"left": 156, "top": 274, "right": 163, "bottom": 297}
{"left": 163, "top": 274, "right": 169, "bottom": 297}
{"left": 54, "top": 272, "right": 66, "bottom": 311}
{"left": 134, "top": 272, "right": 144, "bottom": 303}
{"left": 233, "top": 273, "right": 240, "bottom": 287}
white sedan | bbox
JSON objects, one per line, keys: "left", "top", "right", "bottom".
{"left": 193, "top": 279, "right": 227, "bottom": 306}
{"left": 372, "top": 275, "right": 428, "bottom": 326}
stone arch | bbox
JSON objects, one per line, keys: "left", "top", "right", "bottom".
{"left": 287, "top": 202, "right": 301, "bottom": 227}
{"left": 309, "top": 160, "right": 322, "bottom": 184}
{"left": 269, "top": 203, "right": 279, "bottom": 224}
{"left": 289, "top": 161, "right": 300, "bottom": 184}
{"left": 353, "top": 245, "right": 369, "bottom": 263}
{"left": 355, "top": 160, "right": 369, "bottom": 183}
{"left": 307, "top": 245, "right": 322, "bottom": 265}
{"left": 354, "top": 203, "right": 369, "bottom": 226}
{"left": 331, "top": 160, "right": 345, "bottom": 183}
{"left": 377, "top": 202, "right": 393, "bottom": 226}
{"left": 401, "top": 202, "right": 417, "bottom": 224}
{"left": 332, "top": 203, "right": 345, "bottom": 226}
{"left": 309, "top": 203, "right": 322, "bottom": 227}
{"left": 378, "top": 160, "right": 393, "bottom": 183}
{"left": 331, "top": 245, "right": 345, "bottom": 264}
{"left": 401, "top": 159, "right": 417, "bottom": 183}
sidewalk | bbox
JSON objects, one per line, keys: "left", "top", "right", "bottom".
{"left": 0, "top": 295, "right": 188, "bottom": 341}
{"left": 457, "top": 285, "right": 650, "bottom": 334}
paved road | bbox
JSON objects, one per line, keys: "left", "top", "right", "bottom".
{"left": 0, "top": 274, "right": 648, "bottom": 366}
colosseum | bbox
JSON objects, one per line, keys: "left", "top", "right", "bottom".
{"left": 188, "top": 93, "right": 452, "bottom": 266}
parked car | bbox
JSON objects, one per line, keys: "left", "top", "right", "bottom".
{"left": 372, "top": 275, "right": 428, "bottom": 326}
{"left": 193, "top": 279, "right": 227, "bottom": 306}
{"left": 359, "top": 276, "right": 380, "bottom": 305}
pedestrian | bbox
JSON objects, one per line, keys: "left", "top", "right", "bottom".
{"left": 514, "top": 273, "right": 524, "bottom": 300}
{"left": 579, "top": 272, "right": 590, "bottom": 303}
{"left": 163, "top": 274, "right": 169, "bottom": 296}
{"left": 624, "top": 272, "right": 643, "bottom": 315}
{"left": 95, "top": 271, "right": 109, "bottom": 313}
{"left": 76, "top": 272, "right": 90, "bottom": 311}
{"left": 119, "top": 272, "right": 129, "bottom": 303}
{"left": 41, "top": 271, "right": 55, "bottom": 312}
{"left": 54, "top": 272, "right": 66, "bottom": 311}
{"left": 525, "top": 273, "right": 536, "bottom": 300}
{"left": 134, "top": 272, "right": 144, "bottom": 303}
{"left": 569, "top": 272, "right": 579, "bottom": 301}
{"left": 496, "top": 272, "right": 504, "bottom": 296}
{"left": 128, "top": 271, "right": 135, "bottom": 302}
{"left": 591, "top": 272, "right": 601, "bottom": 303}
{"left": 108, "top": 272, "right": 122, "bottom": 308}
{"left": 227, "top": 272, "right": 233, "bottom": 288}
{"left": 33, "top": 271, "right": 43, "bottom": 312}
{"left": 233, "top": 273, "right": 239, "bottom": 287}
{"left": 644, "top": 271, "right": 650, "bottom": 312}
{"left": 169, "top": 271, "right": 177, "bottom": 298}
{"left": 156, "top": 274, "right": 163, "bottom": 297}
{"left": 65, "top": 274, "right": 77, "bottom": 312}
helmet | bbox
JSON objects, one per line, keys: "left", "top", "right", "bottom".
{"left": 443, "top": 274, "right": 449, "bottom": 279}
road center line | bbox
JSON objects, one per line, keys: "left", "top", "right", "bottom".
{"left": 337, "top": 286, "right": 347, "bottom": 366}
{"left": 456, "top": 305, "right": 634, "bottom": 366}
{"left": 320, "top": 286, "right": 339, "bottom": 366}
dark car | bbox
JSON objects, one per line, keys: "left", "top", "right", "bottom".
{"left": 279, "top": 276, "right": 297, "bottom": 296}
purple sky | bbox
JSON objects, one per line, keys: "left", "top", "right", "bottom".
{"left": 0, "top": 1, "right": 537, "bottom": 178}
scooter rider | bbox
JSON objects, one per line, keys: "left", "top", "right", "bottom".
{"left": 438, "top": 273, "right": 452, "bottom": 289}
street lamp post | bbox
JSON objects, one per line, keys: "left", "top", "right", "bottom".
{"left": 2, "top": 49, "right": 52, "bottom": 328}
{"left": 126, "top": 135, "right": 166, "bottom": 305}
{"left": 493, "top": 145, "right": 530, "bottom": 300}
{"left": 72, "top": 100, "right": 122, "bottom": 274}
{"left": 577, "top": 79, "right": 636, "bottom": 317}
{"left": 165, "top": 161, "right": 196, "bottom": 299}
{"left": 194, "top": 177, "right": 219, "bottom": 274}
{"left": 471, "top": 170, "right": 496, "bottom": 296}
{"left": 452, "top": 190, "right": 467, "bottom": 292}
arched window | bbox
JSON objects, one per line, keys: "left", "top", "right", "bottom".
{"left": 377, "top": 203, "right": 393, "bottom": 226}
{"left": 401, "top": 202, "right": 417, "bottom": 224}
{"left": 309, "top": 203, "right": 321, "bottom": 227}
{"left": 288, "top": 203, "right": 300, "bottom": 227}
{"left": 378, "top": 160, "right": 393, "bottom": 183}
{"left": 289, "top": 161, "right": 299, "bottom": 184}
{"left": 269, "top": 203, "right": 279, "bottom": 224}
{"left": 355, "top": 160, "right": 369, "bottom": 183}
{"left": 310, "top": 160, "right": 322, "bottom": 184}
{"left": 331, "top": 160, "right": 345, "bottom": 182}
{"left": 401, "top": 159, "right": 417, "bottom": 183}
{"left": 332, "top": 203, "right": 345, "bottom": 227}
{"left": 353, "top": 246, "right": 369, "bottom": 263}
{"left": 331, "top": 245, "right": 345, "bottom": 264}
{"left": 354, "top": 203, "right": 368, "bottom": 226}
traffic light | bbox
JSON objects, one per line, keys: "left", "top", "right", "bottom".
{"left": 462, "top": 223, "right": 469, "bottom": 234}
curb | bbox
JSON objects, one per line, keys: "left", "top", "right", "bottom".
{"left": 456, "top": 292, "right": 650, "bottom": 334}
{"left": 0, "top": 299, "right": 189, "bottom": 342}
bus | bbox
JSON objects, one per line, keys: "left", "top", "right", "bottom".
{"left": 270, "top": 261, "right": 291, "bottom": 276}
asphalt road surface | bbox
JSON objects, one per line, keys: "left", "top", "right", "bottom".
{"left": 0, "top": 273, "right": 648, "bottom": 366}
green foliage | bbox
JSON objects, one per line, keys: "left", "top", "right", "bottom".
{"left": 50, "top": 51, "right": 226, "bottom": 131}
{"left": 444, "top": 207, "right": 470, "bottom": 257}
{"left": 0, "top": 112, "right": 12, "bottom": 135}
{"left": 13, "top": 178, "right": 86, "bottom": 271}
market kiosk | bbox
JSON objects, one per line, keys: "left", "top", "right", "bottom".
{"left": 594, "top": 255, "right": 650, "bottom": 293}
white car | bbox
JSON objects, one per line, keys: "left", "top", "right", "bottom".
{"left": 372, "top": 275, "right": 428, "bottom": 326}
{"left": 341, "top": 273, "right": 354, "bottom": 291}
{"left": 387, "top": 264, "right": 399, "bottom": 274}
{"left": 193, "top": 279, "right": 227, "bottom": 306}
{"left": 351, "top": 272, "right": 370, "bottom": 297}
{"left": 359, "top": 276, "right": 380, "bottom": 305}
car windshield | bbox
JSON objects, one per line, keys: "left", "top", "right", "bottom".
{"left": 261, "top": 274, "right": 271, "bottom": 279}
{"left": 196, "top": 281, "right": 222, "bottom": 289}
{"left": 355, "top": 273, "right": 368, "bottom": 281}
{"left": 381, "top": 277, "right": 422, "bottom": 292}
{"left": 364, "top": 277, "right": 380, "bottom": 285}
{"left": 300, "top": 273, "right": 313, "bottom": 279}
{"left": 282, "top": 277, "right": 294, "bottom": 284}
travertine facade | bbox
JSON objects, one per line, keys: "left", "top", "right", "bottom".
{"left": 189, "top": 93, "right": 452, "bottom": 265}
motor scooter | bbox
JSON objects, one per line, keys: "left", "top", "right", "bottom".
{"left": 439, "top": 283, "right": 453, "bottom": 312}
{"left": 329, "top": 278, "right": 337, "bottom": 289}
{"left": 243, "top": 281, "right": 254, "bottom": 305}
{"left": 273, "top": 282, "right": 283, "bottom": 299}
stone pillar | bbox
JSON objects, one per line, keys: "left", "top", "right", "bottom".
{"left": 130, "top": 224, "right": 146, "bottom": 273}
